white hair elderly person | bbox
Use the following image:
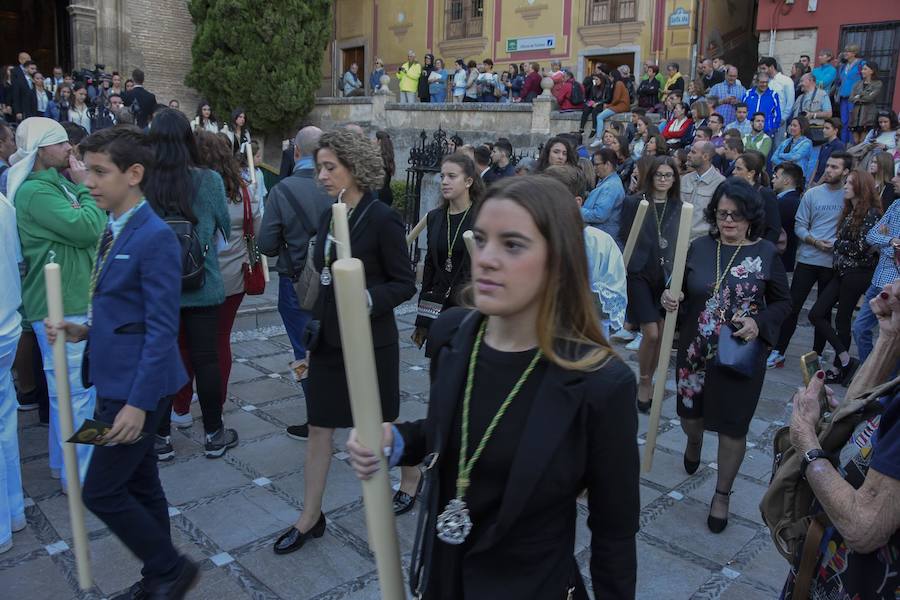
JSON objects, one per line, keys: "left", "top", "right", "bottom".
{"left": 12, "top": 117, "right": 105, "bottom": 492}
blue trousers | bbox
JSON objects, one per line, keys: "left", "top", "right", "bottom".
{"left": 851, "top": 283, "right": 881, "bottom": 363}
{"left": 595, "top": 109, "right": 617, "bottom": 136}
{"left": 0, "top": 331, "right": 24, "bottom": 546}
{"left": 32, "top": 316, "right": 96, "bottom": 488}
{"left": 278, "top": 276, "right": 312, "bottom": 394}
{"left": 839, "top": 99, "right": 853, "bottom": 143}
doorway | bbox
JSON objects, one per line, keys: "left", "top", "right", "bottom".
{"left": 0, "top": 0, "right": 71, "bottom": 73}
{"left": 585, "top": 52, "right": 635, "bottom": 78}
{"left": 341, "top": 46, "right": 365, "bottom": 92}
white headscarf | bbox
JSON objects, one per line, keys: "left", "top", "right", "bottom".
{"left": 6, "top": 117, "right": 69, "bottom": 205}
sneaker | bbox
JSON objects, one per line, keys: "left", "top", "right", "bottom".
{"left": 589, "top": 138, "right": 603, "bottom": 150}
{"left": 610, "top": 328, "right": 636, "bottom": 342}
{"left": 204, "top": 428, "right": 239, "bottom": 458}
{"left": 49, "top": 468, "right": 61, "bottom": 480}
{"left": 191, "top": 392, "right": 199, "bottom": 404}
{"left": 286, "top": 424, "right": 309, "bottom": 441}
{"left": 0, "top": 538, "right": 11, "bottom": 554}
{"left": 625, "top": 333, "right": 644, "bottom": 351}
{"left": 171, "top": 410, "right": 193, "bottom": 429}
{"left": 766, "top": 350, "right": 785, "bottom": 369}
{"left": 16, "top": 399, "right": 39, "bottom": 411}
{"left": 155, "top": 435, "right": 175, "bottom": 462}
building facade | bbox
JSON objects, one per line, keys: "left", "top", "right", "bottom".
{"left": 755, "top": 0, "right": 900, "bottom": 113}
{"left": 2, "top": 0, "right": 198, "bottom": 113}
{"left": 324, "top": 0, "right": 759, "bottom": 96}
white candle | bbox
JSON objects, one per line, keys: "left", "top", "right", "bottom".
{"left": 44, "top": 263, "right": 93, "bottom": 590}
{"left": 245, "top": 141, "right": 256, "bottom": 185}
{"left": 642, "top": 202, "right": 693, "bottom": 473}
{"left": 462, "top": 229, "right": 476, "bottom": 257}
{"left": 332, "top": 199, "right": 352, "bottom": 260}
{"left": 622, "top": 199, "right": 649, "bottom": 269}
{"left": 332, "top": 258, "right": 404, "bottom": 598}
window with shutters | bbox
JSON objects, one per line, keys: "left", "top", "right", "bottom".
{"left": 446, "top": 0, "right": 484, "bottom": 40}
{"left": 586, "top": 0, "right": 637, "bottom": 25}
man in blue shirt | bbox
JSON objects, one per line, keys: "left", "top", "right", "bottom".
{"left": 724, "top": 103, "right": 752, "bottom": 136}
{"left": 708, "top": 65, "right": 746, "bottom": 125}
{"left": 582, "top": 147, "right": 625, "bottom": 244}
{"left": 812, "top": 49, "right": 838, "bottom": 94}
{"left": 743, "top": 73, "right": 781, "bottom": 135}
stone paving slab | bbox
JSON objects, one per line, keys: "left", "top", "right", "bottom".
{"left": 3, "top": 293, "right": 843, "bottom": 599}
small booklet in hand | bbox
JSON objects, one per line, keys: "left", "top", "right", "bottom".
{"left": 67, "top": 418, "right": 144, "bottom": 446}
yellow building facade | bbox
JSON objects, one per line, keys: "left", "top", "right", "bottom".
{"left": 322, "top": 0, "right": 758, "bottom": 95}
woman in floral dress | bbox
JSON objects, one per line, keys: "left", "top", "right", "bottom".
{"left": 663, "top": 178, "right": 791, "bottom": 533}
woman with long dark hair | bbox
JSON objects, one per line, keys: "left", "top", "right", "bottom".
{"left": 536, "top": 136, "right": 578, "bottom": 172}
{"left": 771, "top": 116, "right": 813, "bottom": 180}
{"left": 662, "top": 178, "right": 790, "bottom": 533}
{"left": 348, "top": 175, "right": 640, "bottom": 599}
{"left": 808, "top": 169, "right": 882, "bottom": 384}
{"left": 273, "top": 129, "right": 415, "bottom": 555}
{"left": 222, "top": 108, "right": 250, "bottom": 155}
{"left": 146, "top": 109, "right": 234, "bottom": 459}
{"left": 398, "top": 153, "right": 485, "bottom": 516}
{"left": 191, "top": 101, "right": 219, "bottom": 133}
{"left": 375, "top": 130, "right": 395, "bottom": 205}
{"left": 193, "top": 131, "right": 263, "bottom": 413}
{"left": 619, "top": 156, "right": 683, "bottom": 412}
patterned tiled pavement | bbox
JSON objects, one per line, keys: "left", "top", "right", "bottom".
{"left": 2, "top": 289, "right": 842, "bottom": 599}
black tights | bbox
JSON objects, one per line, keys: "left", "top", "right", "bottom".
{"left": 807, "top": 268, "right": 873, "bottom": 358}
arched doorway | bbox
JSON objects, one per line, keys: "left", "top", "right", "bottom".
{"left": 0, "top": 0, "right": 72, "bottom": 73}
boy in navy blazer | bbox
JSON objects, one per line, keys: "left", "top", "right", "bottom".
{"left": 45, "top": 127, "right": 198, "bottom": 599}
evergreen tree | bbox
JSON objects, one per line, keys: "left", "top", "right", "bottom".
{"left": 187, "top": 0, "right": 333, "bottom": 133}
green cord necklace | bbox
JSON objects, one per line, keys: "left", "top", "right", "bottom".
{"left": 435, "top": 320, "right": 543, "bottom": 545}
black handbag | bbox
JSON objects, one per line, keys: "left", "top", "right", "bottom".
{"left": 713, "top": 321, "right": 763, "bottom": 379}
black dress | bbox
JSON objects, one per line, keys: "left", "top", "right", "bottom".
{"left": 675, "top": 236, "right": 791, "bottom": 436}
{"left": 306, "top": 193, "right": 416, "bottom": 428}
{"left": 415, "top": 206, "right": 474, "bottom": 339}
{"left": 619, "top": 194, "right": 682, "bottom": 325}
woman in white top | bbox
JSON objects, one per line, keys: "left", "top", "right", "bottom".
{"left": 861, "top": 110, "right": 899, "bottom": 154}
{"left": 68, "top": 83, "right": 92, "bottom": 133}
{"left": 191, "top": 101, "right": 220, "bottom": 134}
{"left": 240, "top": 140, "right": 267, "bottom": 212}
{"left": 452, "top": 59, "right": 467, "bottom": 103}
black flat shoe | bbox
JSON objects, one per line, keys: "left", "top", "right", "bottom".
{"left": 707, "top": 489, "right": 732, "bottom": 534}
{"left": 147, "top": 557, "right": 199, "bottom": 600}
{"left": 841, "top": 357, "right": 860, "bottom": 387}
{"left": 273, "top": 513, "right": 326, "bottom": 555}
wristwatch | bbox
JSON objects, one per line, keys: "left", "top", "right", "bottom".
{"left": 800, "top": 448, "right": 832, "bottom": 479}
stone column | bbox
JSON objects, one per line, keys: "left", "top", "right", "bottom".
{"left": 68, "top": 3, "right": 99, "bottom": 70}
{"left": 371, "top": 93, "right": 390, "bottom": 130}
{"left": 531, "top": 97, "right": 552, "bottom": 135}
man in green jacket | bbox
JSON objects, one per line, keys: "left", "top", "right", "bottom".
{"left": 397, "top": 49, "right": 421, "bottom": 104}
{"left": 11, "top": 117, "right": 105, "bottom": 490}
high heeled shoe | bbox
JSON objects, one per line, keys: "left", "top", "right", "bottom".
{"left": 273, "top": 513, "right": 327, "bottom": 555}
{"left": 683, "top": 439, "right": 702, "bottom": 475}
{"left": 707, "top": 489, "right": 732, "bottom": 533}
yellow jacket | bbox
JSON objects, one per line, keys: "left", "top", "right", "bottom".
{"left": 397, "top": 61, "right": 422, "bottom": 93}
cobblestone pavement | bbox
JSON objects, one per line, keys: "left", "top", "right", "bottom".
{"left": 3, "top": 291, "right": 840, "bottom": 599}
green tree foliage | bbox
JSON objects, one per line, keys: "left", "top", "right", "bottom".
{"left": 187, "top": 0, "right": 333, "bottom": 133}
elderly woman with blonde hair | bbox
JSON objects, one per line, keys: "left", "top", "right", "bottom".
{"left": 272, "top": 129, "right": 416, "bottom": 555}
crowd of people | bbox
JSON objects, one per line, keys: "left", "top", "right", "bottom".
{"left": 0, "top": 44, "right": 898, "bottom": 600}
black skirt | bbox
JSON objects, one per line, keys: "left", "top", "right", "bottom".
{"left": 626, "top": 275, "right": 664, "bottom": 325}
{"left": 306, "top": 341, "right": 401, "bottom": 428}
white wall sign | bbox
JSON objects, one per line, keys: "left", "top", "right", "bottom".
{"left": 507, "top": 35, "right": 556, "bottom": 52}
{"left": 668, "top": 8, "right": 690, "bottom": 28}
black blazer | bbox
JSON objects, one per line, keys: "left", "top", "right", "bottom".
{"left": 420, "top": 206, "right": 474, "bottom": 301}
{"left": 397, "top": 309, "right": 640, "bottom": 600}
{"left": 758, "top": 185, "right": 783, "bottom": 245}
{"left": 312, "top": 192, "right": 416, "bottom": 348}
{"left": 123, "top": 86, "right": 157, "bottom": 128}
{"left": 777, "top": 189, "right": 802, "bottom": 271}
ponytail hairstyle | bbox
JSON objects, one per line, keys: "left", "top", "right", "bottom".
{"left": 440, "top": 152, "right": 484, "bottom": 208}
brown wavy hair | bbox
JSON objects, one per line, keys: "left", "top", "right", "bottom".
{"left": 473, "top": 176, "right": 614, "bottom": 370}
{"left": 194, "top": 130, "right": 244, "bottom": 202}
{"left": 840, "top": 169, "right": 883, "bottom": 236}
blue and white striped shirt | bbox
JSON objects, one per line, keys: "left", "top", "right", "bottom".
{"left": 866, "top": 200, "right": 900, "bottom": 289}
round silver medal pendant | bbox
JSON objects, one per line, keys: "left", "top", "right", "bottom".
{"left": 445, "top": 258, "right": 453, "bottom": 272}
{"left": 436, "top": 498, "right": 472, "bottom": 545}
{"left": 659, "top": 237, "right": 668, "bottom": 250}
{"left": 320, "top": 266, "right": 332, "bottom": 286}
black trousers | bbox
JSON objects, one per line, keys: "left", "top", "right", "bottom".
{"left": 579, "top": 104, "right": 601, "bottom": 132}
{"left": 82, "top": 397, "right": 181, "bottom": 581}
{"left": 158, "top": 305, "right": 222, "bottom": 436}
{"left": 807, "top": 268, "right": 873, "bottom": 358}
{"left": 775, "top": 262, "right": 834, "bottom": 354}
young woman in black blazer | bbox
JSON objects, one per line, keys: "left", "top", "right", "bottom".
{"left": 273, "top": 129, "right": 416, "bottom": 555}
{"left": 396, "top": 153, "right": 484, "bottom": 516}
{"left": 349, "top": 176, "right": 640, "bottom": 599}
